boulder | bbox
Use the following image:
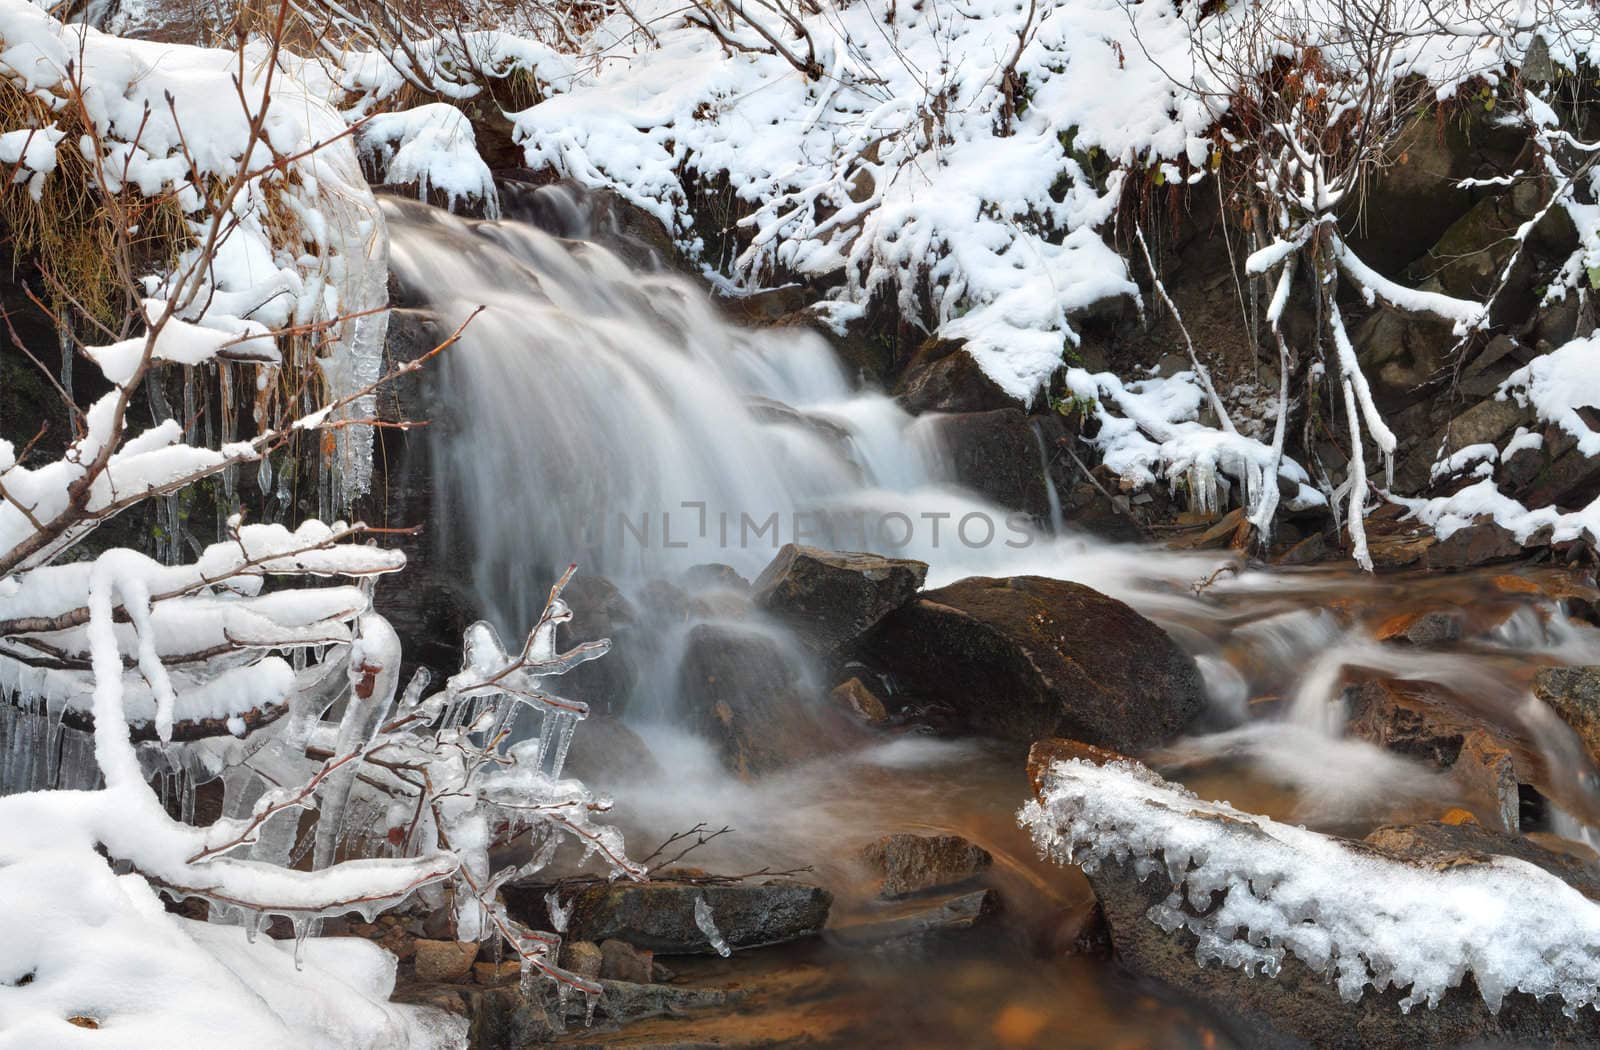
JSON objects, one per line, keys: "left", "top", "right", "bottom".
{"left": 1424, "top": 519, "right": 1524, "bottom": 571}
{"left": 1033, "top": 756, "right": 1600, "bottom": 1049}
{"left": 1533, "top": 666, "right": 1600, "bottom": 765}
{"left": 925, "top": 409, "right": 1056, "bottom": 518}
{"left": 413, "top": 939, "right": 479, "bottom": 983}
{"left": 599, "top": 939, "right": 654, "bottom": 983}
{"left": 559, "top": 716, "right": 663, "bottom": 788}
{"left": 1344, "top": 678, "right": 1529, "bottom": 830}
{"left": 559, "top": 940, "right": 603, "bottom": 979}
{"left": 1027, "top": 738, "right": 1128, "bottom": 796}
{"left": 893, "top": 342, "right": 1018, "bottom": 414}
{"left": 1373, "top": 608, "right": 1464, "bottom": 646}
{"left": 555, "top": 576, "right": 640, "bottom": 717}
{"left": 858, "top": 833, "right": 993, "bottom": 899}
{"left": 861, "top": 576, "right": 1205, "bottom": 750}
{"left": 752, "top": 544, "right": 928, "bottom": 656}
{"left": 677, "top": 622, "right": 842, "bottom": 775}
{"left": 829, "top": 676, "right": 888, "bottom": 725}
{"left": 504, "top": 880, "right": 832, "bottom": 955}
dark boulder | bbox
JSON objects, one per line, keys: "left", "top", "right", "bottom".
{"left": 1424, "top": 518, "right": 1524, "bottom": 571}
{"left": 924, "top": 408, "right": 1056, "bottom": 519}
{"left": 505, "top": 880, "right": 832, "bottom": 955}
{"left": 1032, "top": 753, "right": 1600, "bottom": 1049}
{"left": 752, "top": 544, "right": 927, "bottom": 656}
{"left": 858, "top": 833, "right": 992, "bottom": 899}
{"left": 861, "top": 576, "right": 1204, "bottom": 750}
{"left": 555, "top": 575, "right": 639, "bottom": 717}
{"left": 676, "top": 622, "right": 846, "bottom": 776}
{"left": 1533, "top": 666, "right": 1600, "bottom": 766}
{"left": 893, "top": 341, "right": 1018, "bottom": 414}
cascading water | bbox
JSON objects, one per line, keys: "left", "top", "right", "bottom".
{"left": 384, "top": 188, "right": 1600, "bottom": 857}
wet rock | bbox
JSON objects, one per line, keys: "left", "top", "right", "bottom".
{"left": 560, "top": 716, "right": 664, "bottom": 788}
{"left": 1045, "top": 757, "right": 1600, "bottom": 1050}
{"left": 587, "top": 978, "right": 735, "bottom": 1024}
{"left": 1026, "top": 738, "right": 1128, "bottom": 796}
{"left": 682, "top": 563, "right": 751, "bottom": 592}
{"left": 413, "top": 939, "right": 479, "bottom": 983}
{"left": 752, "top": 544, "right": 928, "bottom": 656}
{"left": 556, "top": 575, "right": 640, "bottom": 717}
{"left": 1424, "top": 518, "right": 1525, "bottom": 571}
{"left": 600, "top": 939, "right": 655, "bottom": 983}
{"left": 504, "top": 880, "right": 832, "bottom": 955}
{"left": 473, "top": 961, "right": 522, "bottom": 986}
{"left": 677, "top": 623, "right": 838, "bottom": 775}
{"left": 827, "top": 889, "right": 1000, "bottom": 950}
{"left": 862, "top": 577, "right": 1205, "bottom": 750}
{"left": 465, "top": 984, "right": 556, "bottom": 1049}
{"left": 1373, "top": 608, "right": 1464, "bottom": 646}
{"left": 1345, "top": 680, "right": 1529, "bottom": 831}
{"left": 560, "top": 940, "right": 604, "bottom": 979}
{"left": 893, "top": 342, "right": 1018, "bottom": 414}
{"left": 925, "top": 408, "right": 1056, "bottom": 518}
{"left": 368, "top": 308, "right": 476, "bottom": 679}
{"left": 1368, "top": 532, "right": 1436, "bottom": 571}
{"left": 859, "top": 833, "right": 993, "bottom": 899}
{"left": 1274, "top": 532, "right": 1329, "bottom": 566}
{"left": 829, "top": 676, "right": 888, "bottom": 725}
{"left": 1364, "top": 820, "right": 1600, "bottom": 901}
{"left": 1532, "top": 666, "right": 1600, "bottom": 765}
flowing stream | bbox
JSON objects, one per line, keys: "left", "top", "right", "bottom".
{"left": 386, "top": 191, "right": 1600, "bottom": 1047}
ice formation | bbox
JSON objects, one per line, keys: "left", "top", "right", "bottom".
{"left": 1020, "top": 758, "right": 1600, "bottom": 1015}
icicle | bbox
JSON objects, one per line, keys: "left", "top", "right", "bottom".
{"left": 552, "top": 711, "right": 579, "bottom": 779}
{"left": 583, "top": 989, "right": 599, "bottom": 1026}
{"left": 693, "top": 895, "right": 732, "bottom": 957}
{"left": 546, "top": 889, "right": 571, "bottom": 933}
{"left": 292, "top": 916, "right": 311, "bottom": 969}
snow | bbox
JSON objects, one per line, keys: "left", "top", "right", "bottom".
{"left": 1502, "top": 333, "right": 1600, "bottom": 458}
{"left": 1064, "top": 366, "right": 1324, "bottom": 521}
{"left": 358, "top": 103, "right": 500, "bottom": 216}
{"left": 310, "top": 0, "right": 1573, "bottom": 409}
{"left": 1021, "top": 757, "right": 1600, "bottom": 1014}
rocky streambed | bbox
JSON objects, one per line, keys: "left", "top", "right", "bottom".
{"left": 333, "top": 537, "right": 1600, "bottom": 1049}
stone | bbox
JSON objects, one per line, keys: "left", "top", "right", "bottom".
{"left": 1026, "top": 738, "right": 1127, "bottom": 796}
{"left": 413, "top": 939, "right": 479, "bottom": 983}
{"left": 1373, "top": 608, "right": 1464, "bottom": 646}
{"left": 893, "top": 342, "right": 1018, "bottom": 414}
{"left": 859, "top": 833, "right": 993, "bottom": 898}
{"left": 924, "top": 408, "right": 1056, "bottom": 518}
{"left": 555, "top": 575, "right": 640, "bottom": 717}
{"left": 559, "top": 716, "right": 664, "bottom": 788}
{"left": 1050, "top": 756, "right": 1600, "bottom": 1049}
{"left": 861, "top": 577, "right": 1205, "bottom": 750}
{"left": 465, "top": 984, "right": 556, "bottom": 1049}
{"left": 1364, "top": 820, "right": 1600, "bottom": 901}
{"left": 599, "top": 939, "right": 654, "bottom": 983}
{"left": 826, "top": 889, "right": 1000, "bottom": 949}
{"left": 1425, "top": 519, "right": 1524, "bottom": 571}
{"left": 503, "top": 880, "right": 832, "bottom": 955}
{"left": 752, "top": 544, "right": 928, "bottom": 655}
{"left": 473, "top": 961, "right": 522, "bottom": 986}
{"left": 1533, "top": 666, "right": 1600, "bottom": 765}
{"left": 830, "top": 676, "right": 888, "bottom": 725}
{"left": 677, "top": 622, "right": 843, "bottom": 775}
{"left": 559, "top": 940, "right": 603, "bottom": 979}
{"left": 1274, "top": 531, "right": 1328, "bottom": 566}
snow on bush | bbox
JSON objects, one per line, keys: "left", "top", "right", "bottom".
{"left": 1021, "top": 757, "right": 1600, "bottom": 1014}
{"left": 0, "top": 0, "right": 389, "bottom": 500}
